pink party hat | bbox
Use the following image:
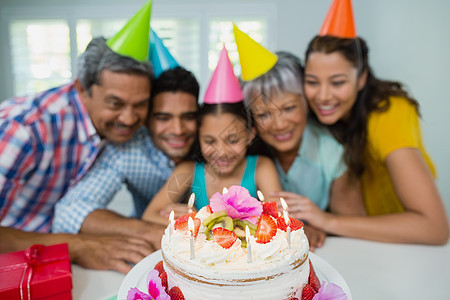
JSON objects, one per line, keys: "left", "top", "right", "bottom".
{"left": 203, "top": 46, "right": 243, "bottom": 104}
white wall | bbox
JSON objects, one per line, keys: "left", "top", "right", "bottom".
{"left": 1, "top": 0, "right": 449, "bottom": 216}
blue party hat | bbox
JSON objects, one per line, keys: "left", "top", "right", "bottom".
{"left": 149, "top": 29, "right": 179, "bottom": 78}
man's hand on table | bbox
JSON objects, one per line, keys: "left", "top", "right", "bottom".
{"left": 135, "top": 221, "right": 165, "bottom": 250}
{"left": 69, "top": 233, "right": 154, "bottom": 274}
{"left": 81, "top": 209, "right": 166, "bottom": 251}
{"left": 73, "top": 209, "right": 168, "bottom": 273}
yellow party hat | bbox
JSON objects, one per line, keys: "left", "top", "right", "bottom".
{"left": 107, "top": 0, "right": 152, "bottom": 62}
{"left": 233, "top": 24, "right": 278, "bottom": 81}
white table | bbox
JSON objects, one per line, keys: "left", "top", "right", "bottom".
{"left": 72, "top": 237, "right": 450, "bottom": 300}
{"left": 72, "top": 266, "right": 124, "bottom": 300}
{"left": 314, "top": 237, "right": 450, "bottom": 299}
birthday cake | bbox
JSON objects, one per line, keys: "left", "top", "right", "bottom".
{"left": 126, "top": 186, "right": 343, "bottom": 300}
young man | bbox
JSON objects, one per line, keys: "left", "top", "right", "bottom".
{"left": 52, "top": 67, "right": 199, "bottom": 256}
{"left": 0, "top": 37, "right": 158, "bottom": 273}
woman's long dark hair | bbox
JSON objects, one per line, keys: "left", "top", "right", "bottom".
{"left": 305, "top": 35, "right": 420, "bottom": 178}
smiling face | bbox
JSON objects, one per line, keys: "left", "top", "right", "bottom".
{"left": 199, "top": 112, "right": 254, "bottom": 177}
{"left": 304, "top": 51, "right": 367, "bottom": 125}
{"left": 250, "top": 91, "right": 307, "bottom": 156}
{"left": 149, "top": 91, "right": 198, "bottom": 164}
{"left": 77, "top": 70, "right": 150, "bottom": 143}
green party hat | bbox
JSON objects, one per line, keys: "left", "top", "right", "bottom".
{"left": 107, "top": 0, "right": 152, "bottom": 62}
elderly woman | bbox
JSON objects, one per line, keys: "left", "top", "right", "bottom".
{"left": 240, "top": 51, "right": 365, "bottom": 250}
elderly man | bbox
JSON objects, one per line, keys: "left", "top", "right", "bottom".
{"left": 52, "top": 67, "right": 199, "bottom": 271}
{"left": 0, "top": 36, "right": 159, "bottom": 273}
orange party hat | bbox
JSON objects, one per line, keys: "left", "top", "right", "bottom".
{"left": 319, "top": 0, "right": 356, "bottom": 38}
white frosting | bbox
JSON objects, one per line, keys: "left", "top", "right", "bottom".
{"left": 193, "top": 206, "right": 211, "bottom": 223}
{"left": 162, "top": 221, "right": 310, "bottom": 300}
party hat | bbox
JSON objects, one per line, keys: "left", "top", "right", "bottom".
{"left": 319, "top": 0, "right": 356, "bottom": 38}
{"left": 233, "top": 24, "right": 278, "bottom": 81}
{"left": 107, "top": 0, "right": 152, "bottom": 62}
{"left": 149, "top": 29, "right": 179, "bottom": 78}
{"left": 203, "top": 46, "right": 243, "bottom": 104}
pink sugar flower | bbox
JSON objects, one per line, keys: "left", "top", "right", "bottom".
{"left": 147, "top": 270, "right": 170, "bottom": 300}
{"left": 294, "top": 281, "right": 347, "bottom": 300}
{"left": 210, "top": 185, "right": 262, "bottom": 224}
{"left": 127, "top": 288, "right": 151, "bottom": 300}
{"left": 127, "top": 269, "right": 170, "bottom": 300}
{"left": 312, "top": 281, "right": 348, "bottom": 300}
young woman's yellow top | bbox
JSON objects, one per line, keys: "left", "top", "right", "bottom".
{"left": 362, "top": 96, "right": 436, "bottom": 215}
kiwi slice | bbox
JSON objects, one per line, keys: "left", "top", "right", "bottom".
{"left": 210, "top": 216, "right": 234, "bottom": 231}
{"left": 202, "top": 210, "right": 228, "bottom": 227}
{"left": 233, "top": 226, "right": 246, "bottom": 239}
{"left": 222, "top": 216, "right": 234, "bottom": 231}
{"left": 207, "top": 216, "right": 224, "bottom": 229}
{"left": 233, "top": 220, "right": 256, "bottom": 235}
{"left": 203, "top": 215, "right": 234, "bottom": 240}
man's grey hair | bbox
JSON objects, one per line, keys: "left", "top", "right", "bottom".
{"left": 76, "top": 37, "right": 153, "bottom": 96}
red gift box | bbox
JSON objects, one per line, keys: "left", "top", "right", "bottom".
{"left": 0, "top": 243, "right": 72, "bottom": 300}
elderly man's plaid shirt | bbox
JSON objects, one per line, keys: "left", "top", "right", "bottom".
{"left": 0, "top": 83, "right": 101, "bottom": 232}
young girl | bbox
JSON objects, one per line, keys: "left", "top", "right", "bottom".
{"left": 296, "top": 8, "right": 449, "bottom": 244}
{"left": 142, "top": 101, "right": 282, "bottom": 225}
{"left": 142, "top": 48, "right": 282, "bottom": 226}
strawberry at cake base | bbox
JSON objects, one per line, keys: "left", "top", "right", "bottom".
{"left": 161, "top": 225, "right": 310, "bottom": 300}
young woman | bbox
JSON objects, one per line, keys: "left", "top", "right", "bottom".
{"left": 299, "top": 35, "right": 449, "bottom": 245}
{"left": 142, "top": 101, "right": 282, "bottom": 226}
{"left": 241, "top": 52, "right": 365, "bottom": 250}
